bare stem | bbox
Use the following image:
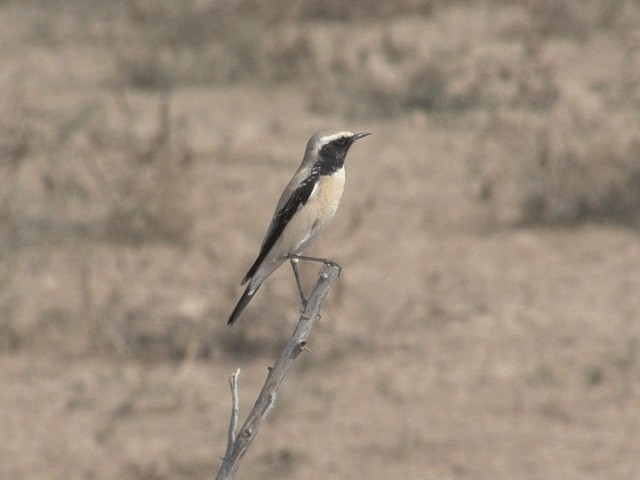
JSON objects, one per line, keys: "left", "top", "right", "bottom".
{"left": 225, "top": 368, "right": 241, "bottom": 457}
{"left": 215, "top": 263, "right": 341, "bottom": 480}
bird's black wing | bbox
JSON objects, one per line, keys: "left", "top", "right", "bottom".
{"left": 242, "top": 170, "right": 319, "bottom": 285}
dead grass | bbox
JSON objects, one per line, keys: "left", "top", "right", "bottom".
{"left": 468, "top": 91, "right": 640, "bottom": 227}
{"left": 0, "top": 87, "right": 198, "bottom": 356}
{"left": 104, "top": 93, "right": 195, "bottom": 246}
{"left": 2, "top": 0, "right": 639, "bottom": 359}
{"left": 521, "top": 109, "right": 640, "bottom": 225}
{"left": 2, "top": 2, "right": 640, "bottom": 479}
{"left": 110, "top": 0, "right": 626, "bottom": 116}
{"left": 0, "top": 93, "right": 194, "bottom": 247}
{"left": 1, "top": 0, "right": 638, "bottom": 363}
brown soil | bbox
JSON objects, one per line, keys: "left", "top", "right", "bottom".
{"left": 2, "top": 2, "right": 640, "bottom": 479}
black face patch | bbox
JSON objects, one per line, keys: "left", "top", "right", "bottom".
{"left": 318, "top": 136, "right": 353, "bottom": 175}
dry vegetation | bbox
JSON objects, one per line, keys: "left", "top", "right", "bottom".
{"left": 2, "top": 0, "right": 640, "bottom": 479}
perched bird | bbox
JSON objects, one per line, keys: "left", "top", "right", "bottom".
{"left": 227, "top": 128, "right": 370, "bottom": 325}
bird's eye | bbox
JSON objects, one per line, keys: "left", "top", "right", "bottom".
{"left": 335, "top": 137, "right": 348, "bottom": 147}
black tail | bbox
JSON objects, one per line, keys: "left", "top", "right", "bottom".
{"left": 227, "top": 284, "right": 259, "bottom": 325}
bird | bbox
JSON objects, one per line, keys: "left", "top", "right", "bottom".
{"left": 227, "top": 128, "right": 370, "bottom": 325}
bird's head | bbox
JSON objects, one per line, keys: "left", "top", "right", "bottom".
{"left": 305, "top": 128, "right": 370, "bottom": 173}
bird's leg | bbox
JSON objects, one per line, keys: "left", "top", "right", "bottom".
{"left": 287, "top": 253, "right": 342, "bottom": 271}
{"left": 289, "top": 258, "right": 307, "bottom": 307}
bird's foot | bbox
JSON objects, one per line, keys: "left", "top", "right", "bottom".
{"left": 287, "top": 253, "right": 342, "bottom": 271}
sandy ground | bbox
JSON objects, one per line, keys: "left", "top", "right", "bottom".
{"left": 2, "top": 2, "right": 640, "bottom": 479}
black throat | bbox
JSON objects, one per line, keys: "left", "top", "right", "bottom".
{"left": 317, "top": 141, "right": 350, "bottom": 176}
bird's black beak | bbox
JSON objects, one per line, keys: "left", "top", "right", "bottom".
{"left": 352, "top": 132, "right": 370, "bottom": 141}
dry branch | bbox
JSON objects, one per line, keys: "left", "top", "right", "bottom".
{"left": 215, "top": 263, "right": 341, "bottom": 480}
{"left": 225, "top": 369, "right": 240, "bottom": 453}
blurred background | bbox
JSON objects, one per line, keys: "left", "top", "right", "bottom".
{"left": 2, "top": 0, "right": 640, "bottom": 478}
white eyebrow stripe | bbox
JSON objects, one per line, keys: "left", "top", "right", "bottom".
{"left": 318, "top": 131, "right": 353, "bottom": 144}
